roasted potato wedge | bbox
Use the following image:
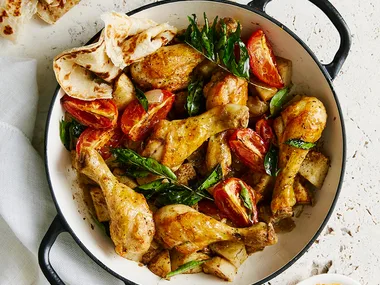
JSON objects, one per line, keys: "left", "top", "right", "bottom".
{"left": 246, "top": 95, "right": 269, "bottom": 118}
{"left": 245, "top": 246, "right": 264, "bottom": 256}
{"left": 276, "top": 57, "right": 293, "bottom": 87}
{"left": 194, "top": 59, "right": 218, "bottom": 79}
{"left": 142, "top": 240, "right": 163, "bottom": 265}
{"left": 294, "top": 175, "right": 313, "bottom": 205}
{"left": 148, "top": 249, "right": 171, "bottom": 278}
{"left": 209, "top": 241, "right": 248, "bottom": 268}
{"left": 299, "top": 151, "right": 330, "bottom": 188}
{"left": 112, "top": 168, "right": 138, "bottom": 188}
{"left": 203, "top": 256, "right": 237, "bottom": 282}
{"left": 174, "top": 163, "right": 197, "bottom": 186}
{"left": 170, "top": 250, "right": 210, "bottom": 274}
{"left": 206, "top": 131, "right": 232, "bottom": 176}
{"left": 112, "top": 74, "right": 135, "bottom": 110}
{"left": 249, "top": 83, "right": 278, "bottom": 102}
{"left": 89, "top": 187, "right": 110, "bottom": 222}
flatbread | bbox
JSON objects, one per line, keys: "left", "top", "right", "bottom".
{"left": 36, "top": 0, "right": 80, "bottom": 25}
{"left": 0, "top": 0, "right": 37, "bottom": 42}
{"left": 53, "top": 31, "right": 122, "bottom": 101}
{"left": 101, "top": 12, "right": 177, "bottom": 69}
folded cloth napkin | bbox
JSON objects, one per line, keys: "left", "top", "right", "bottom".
{"left": 0, "top": 57, "right": 122, "bottom": 285}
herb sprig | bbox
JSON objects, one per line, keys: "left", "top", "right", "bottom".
{"left": 264, "top": 144, "right": 279, "bottom": 176}
{"left": 285, "top": 139, "right": 316, "bottom": 150}
{"left": 166, "top": 259, "right": 210, "bottom": 278}
{"left": 239, "top": 181, "right": 253, "bottom": 220}
{"left": 183, "top": 13, "right": 250, "bottom": 80}
{"left": 59, "top": 119, "right": 86, "bottom": 151}
{"left": 135, "top": 86, "right": 149, "bottom": 112}
{"left": 111, "top": 148, "right": 177, "bottom": 180}
{"left": 269, "top": 86, "right": 291, "bottom": 118}
{"left": 113, "top": 147, "right": 223, "bottom": 206}
{"left": 136, "top": 164, "right": 222, "bottom": 206}
{"left": 186, "top": 77, "right": 205, "bottom": 117}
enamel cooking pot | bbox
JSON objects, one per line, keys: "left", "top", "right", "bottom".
{"left": 39, "top": 0, "right": 351, "bottom": 284}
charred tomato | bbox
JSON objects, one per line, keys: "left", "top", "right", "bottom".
{"left": 213, "top": 178, "right": 258, "bottom": 227}
{"left": 61, "top": 95, "right": 118, "bottom": 129}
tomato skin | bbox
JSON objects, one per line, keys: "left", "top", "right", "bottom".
{"left": 121, "top": 90, "right": 175, "bottom": 141}
{"left": 98, "top": 128, "right": 125, "bottom": 159}
{"left": 76, "top": 128, "right": 124, "bottom": 160}
{"left": 213, "top": 178, "right": 258, "bottom": 227}
{"left": 198, "top": 199, "right": 229, "bottom": 221}
{"left": 228, "top": 128, "right": 268, "bottom": 173}
{"left": 247, "top": 29, "right": 284, "bottom": 88}
{"left": 61, "top": 95, "right": 118, "bottom": 129}
{"left": 255, "top": 118, "right": 275, "bottom": 149}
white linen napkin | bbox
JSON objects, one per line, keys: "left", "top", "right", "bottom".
{"left": 0, "top": 57, "right": 122, "bottom": 285}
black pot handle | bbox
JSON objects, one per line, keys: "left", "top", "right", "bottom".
{"left": 248, "top": 0, "right": 351, "bottom": 80}
{"left": 38, "top": 215, "right": 67, "bottom": 285}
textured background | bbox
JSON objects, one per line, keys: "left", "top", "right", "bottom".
{"left": 1, "top": 0, "right": 379, "bottom": 284}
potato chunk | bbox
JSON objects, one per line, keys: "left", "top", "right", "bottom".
{"left": 142, "top": 240, "right": 163, "bottom": 265}
{"left": 148, "top": 250, "right": 171, "bottom": 278}
{"left": 276, "top": 57, "right": 293, "bottom": 87}
{"left": 112, "top": 74, "right": 135, "bottom": 110}
{"left": 294, "top": 175, "right": 313, "bottom": 205}
{"left": 209, "top": 241, "right": 248, "bottom": 268}
{"left": 249, "top": 83, "right": 278, "bottom": 102}
{"left": 170, "top": 250, "right": 210, "bottom": 274}
{"left": 89, "top": 187, "right": 110, "bottom": 222}
{"left": 206, "top": 131, "right": 232, "bottom": 176}
{"left": 299, "top": 151, "right": 329, "bottom": 188}
{"left": 174, "top": 163, "right": 197, "bottom": 186}
{"left": 247, "top": 96, "right": 269, "bottom": 118}
{"left": 203, "top": 256, "right": 237, "bottom": 281}
{"left": 112, "top": 168, "right": 138, "bottom": 189}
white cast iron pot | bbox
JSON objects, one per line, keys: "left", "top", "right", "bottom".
{"left": 40, "top": 0, "right": 351, "bottom": 284}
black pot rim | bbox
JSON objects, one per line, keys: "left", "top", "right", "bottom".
{"left": 44, "top": 0, "right": 346, "bottom": 284}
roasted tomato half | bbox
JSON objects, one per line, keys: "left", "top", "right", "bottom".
{"left": 247, "top": 29, "right": 284, "bottom": 88}
{"left": 61, "top": 95, "right": 118, "bottom": 129}
{"left": 228, "top": 128, "right": 268, "bottom": 173}
{"left": 255, "top": 118, "right": 275, "bottom": 149}
{"left": 76, "top": 128, "right": 124, "bottom": 160}
{"left": 121, "top": 89, "right": 175, "bottom": 141}
{"left": 213, "top": 178, "right": 258, "bottom": 227}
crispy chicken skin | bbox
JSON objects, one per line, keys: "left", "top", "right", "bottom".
{"left": 142, "top": 104, "right": 249, "bottom": 169}
{"left": 130, "top": 43, "right": 204, "bottom": 92}
{"left": 271, "top": 97, "right": 327, "bottom": 218}
{"left": 154, "top": 205, "right": 277, "bottom": 254}
{"left": 206, "top": 131, "right": 232, "bottom": 175}
{"left": 80, "top": 148, "right": 154, "bottom": 261}
{"left": 203, "top": 70, "right": 248, "bottom": 110}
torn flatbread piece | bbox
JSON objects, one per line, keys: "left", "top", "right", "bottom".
{"left": 37, "top": 0, "right": 80, "bottom": 24}
{"left": 0, "top": 0, "right": 37, "bottom": 42}
{"left": 101, "top": 12, "right": 177, "bottom": 69}
{"left": 53, "top": 31, "right": 121, "bottom": 100}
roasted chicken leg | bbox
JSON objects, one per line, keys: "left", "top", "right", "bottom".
{"left": 142, "top": 104, "right": 249, "bottom": 169}
{"left": 80, "top": 148, "right": 155, "bottom": 261}
{"left": 271, "top": 97, "right": 327, "bottom": 218}
{"left": 154, "top": 204, "right": 277, "bottom": 254}
{"left": 130, "top": 43, "right": 204, "bottom": 92}
{"left": 205, "top": 131, "right": 232, "bottom": 176}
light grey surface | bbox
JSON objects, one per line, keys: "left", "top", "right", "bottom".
{"left": 0, "top": 0, "right": 379, "bottom": 284}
